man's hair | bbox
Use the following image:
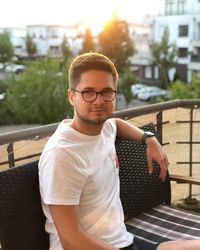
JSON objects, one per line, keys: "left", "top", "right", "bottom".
{"left": 68, "top": 53, "right": 118, "bottom": 89}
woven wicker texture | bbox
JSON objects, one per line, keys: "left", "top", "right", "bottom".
{"left": 116, "top": 123, "right": 171, "bottom": 218}
{"left": 0, "top": 161, "right": 49, "bottom": 250}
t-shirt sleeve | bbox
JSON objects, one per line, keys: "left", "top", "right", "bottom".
{"left": 39, "top": 147, "right": 88, "bottom": 205}
{"left": 106, "top": 118, "right": 117, "bottom": 139}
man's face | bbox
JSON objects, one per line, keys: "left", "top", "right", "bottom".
{"left": 68, "top": 70, "right": 116, "bottom": 125}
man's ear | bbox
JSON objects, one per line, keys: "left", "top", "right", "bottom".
{"left": 67, "top": 89, "right": 75, "bottom": 106}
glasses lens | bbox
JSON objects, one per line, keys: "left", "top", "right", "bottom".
{"left": 82, "top": 90, "right": 97, "bottom": 102}
{"left": 102, "top": 90, "right": 116, "bottom": 101}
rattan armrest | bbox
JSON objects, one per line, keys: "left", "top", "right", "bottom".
{"left": 170, "top": 174, "right": 200, "bottom": 185}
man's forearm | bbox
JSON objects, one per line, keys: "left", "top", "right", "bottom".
{"left": 115, "top": 118, "right": 144, "bottom": 142}
{"left": 60, "top": 228, "right": 119, "bottom": 250}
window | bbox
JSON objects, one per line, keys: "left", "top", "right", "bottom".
{"left": 145, "top": 66, "right": 152, "bottom": 79}
{"left": 165, "top": 0, "right": 174, "bottom": 15}
{"left": 178, "top": 48, "right": 188, "bottom": 57}
{"left": 178, "top": 0, "right": 186, "bottom": 14}
{"left": 179, "top": 25, "right": 188, "bottom": 37}
{"left": 154, "top": 66, "right": 159, "bottom": 80}
{"left": 50, "top": 46, "right": 59, "bottom": 52}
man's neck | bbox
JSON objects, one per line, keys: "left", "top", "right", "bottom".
{"left": 70, "top": 118, "right": 104, "bottom": 136}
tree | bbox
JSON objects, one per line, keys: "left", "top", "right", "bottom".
{"left": 80, "top": 28, "right": 95, "bottom": 54}
{"left": 150, "top": 27, "right": 178, "bottom": 89}
{"left": 60, "top": 35, "right": 72, "bottom": 71}
{"left": 98, "top": 16, "right": 135, "bottom": 73}
{"left": 118, "top": 69, "right": 136, "bottom": 105}
{"left": 5, "top": 58, "right": 73, "bottom": 124}
{"left": 60, "top": 35, "right": 72, "bottom": 60}
{"left": 25, "top": 33, "right": 37, "bottom": 58}
{"left": 0, "top": 32, "right": 14, "bottom": 63}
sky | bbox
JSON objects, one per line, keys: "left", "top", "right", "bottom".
{"left": 0, "top": 0, "right": 161, "bottom": 34}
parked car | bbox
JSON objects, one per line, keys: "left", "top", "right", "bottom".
{"left": 137, "top": 86, "right": 167, "bottom": 101}
{"left": 0, "top": 93, "right": 5, "bottom": 101}
{"left": 0, "top": 63, "right": 4, "bottom": 70}
{"left": 5, "top": 63, "right": 25, "bottom": 74}
{"left": 131, "top": 83, "right": 147, "bottom": 96}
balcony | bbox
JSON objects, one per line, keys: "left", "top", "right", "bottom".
{"left": 0, "top": 99, "right": 200, "bottom": 209}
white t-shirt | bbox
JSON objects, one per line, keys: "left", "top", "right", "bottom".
{"left": 39, "top": 119, "right": 133, "bottom": 249}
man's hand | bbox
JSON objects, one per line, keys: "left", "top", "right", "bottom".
{"left": 145, "top": 136, "right": 169, "bottom": 181}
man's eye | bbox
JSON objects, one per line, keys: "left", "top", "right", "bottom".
{"left": 103, "top": 90, "right": 113, "bottom": 95}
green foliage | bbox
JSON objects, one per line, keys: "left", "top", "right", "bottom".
{"left": 80, "top": 28, "right": 95, "bottom": 54}
{"left": 162, "top": 71, "right": 200, "bottom": 101}
{"left": 60, "top": 35, "right": 72, "bottom": 60}
{"left": 0, "top": 80, "right": 7, "bottom": 93}
{"left": 5, "top": 58, "right": 73, "bottom": 124}
{"left": 191, "top": 71, "right": 200, "bottom": 98}
{"left": 150, "top": 27, "right": 178, "bottom": 89}
{"left": 25, "top": 33, "right": 37, "bottom": 57}
{"left": 118, "top": 69, "right": 135, "bottom": 105}
{"left": 0, "top": 32, "right": 14, "bottom": 63}
{"left": 98, "top": 16, "right": 135, "bottom": 73}
{"left": 169, "top": 80, "right": 195, "bottom": 99}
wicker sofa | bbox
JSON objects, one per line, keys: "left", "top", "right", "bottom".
{"left": 0, "top": 123, "right": 199, "bottom": 250}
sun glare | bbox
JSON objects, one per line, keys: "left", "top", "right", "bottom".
{"left": 0, "top": 0, "right": 160, "bottom": 32}
{"left": 78, "top": 0, "right": 115, "bottom": 35}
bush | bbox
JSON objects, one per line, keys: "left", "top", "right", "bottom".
{"left": 5, "top": 58, "right": 73, "bottom": 124}
{"left": 169, "top": 80, "right": 197, "bottom": 100}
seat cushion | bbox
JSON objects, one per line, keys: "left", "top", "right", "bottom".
{"left": 125, "top": 205, "right": 200, "bottom": 244}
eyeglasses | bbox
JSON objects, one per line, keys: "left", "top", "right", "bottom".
{"left": 72, "top": 89, "right": 117, "bottom": 102}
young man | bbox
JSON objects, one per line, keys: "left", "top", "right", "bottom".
{"left": 38, "top": 52, "right": 169, "bottom": 250}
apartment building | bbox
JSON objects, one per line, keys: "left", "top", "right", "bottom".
{"left": 0, "top": 24, "right": 84, "bottom": 59}
{"left": 0, "top": 27, "right": 27, "bottom": 58}
{"left": 129, "top": 22, "right": 161, "bottom": 86}
{"left": 152, "top": 0, "right": 200, "bottom": 83}
{"left": 27, "top": 24, "right": 83, "bottom": 57}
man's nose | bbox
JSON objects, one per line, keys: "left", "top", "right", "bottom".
{"left": 93, "top": 93, "right": 105, "bottom": 103}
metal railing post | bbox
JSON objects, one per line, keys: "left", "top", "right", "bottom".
{"left": 7, "top": 143, "right": 15, "bottom": 168}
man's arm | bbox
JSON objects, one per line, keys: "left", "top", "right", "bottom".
{"left": 115, "top": 118, "right": 168, "bottom": 181}
{"left": 49, "top": 204, "right": 119, "bottom": 250}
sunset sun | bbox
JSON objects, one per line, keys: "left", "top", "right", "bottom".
{"left": 77, "top": 0, "right": 116, "bottom": 34}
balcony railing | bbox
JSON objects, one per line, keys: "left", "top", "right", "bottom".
{"left": 0, "top": 99, "right": 200, "bottom": 206}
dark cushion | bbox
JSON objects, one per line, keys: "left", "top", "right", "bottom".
{"left": 0, "top": 161, "right": 49, "bottom": 250}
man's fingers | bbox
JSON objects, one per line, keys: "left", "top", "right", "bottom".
{"left": 159, "top": 156, "right": 168, "bottom": 181}
{"left": 147, "top": 156, "right": 153, "bottom": 175}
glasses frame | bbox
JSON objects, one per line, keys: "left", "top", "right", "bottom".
{"left": 71, "top": 88, "right": 117, "bottom": 102}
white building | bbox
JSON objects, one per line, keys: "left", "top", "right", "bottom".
{"left": 129, "top": 22, "right": 160, "bottom": 85}
{"left": 0, "top": 24, "right": 85, "bottom": 59}
{"left": 152, "top": 0, "right": 200, "bottom": 83}
{"left": 27, "top": 24, "right": 84, "bottom": 57}
{"left": 0, "top": 27, "right": 27, "bottom": 58}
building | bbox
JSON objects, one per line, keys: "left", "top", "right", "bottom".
{"left": 152, "top": 0, "right": 200, "bottom": 83}
{"left": 0, "top": 27, "right": 27, "bottom": 58}
{"left": 26, "top": 24, "right": 84, "bottom": 57}
{"left": 0, "top": 24, "right": 85, "bottom": 60}
{"left": 129, "top": 22, "right": 160, "bottom": 86}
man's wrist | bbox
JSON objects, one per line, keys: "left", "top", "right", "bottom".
{"left": 141, "top": 131, "right": 155, "bottom": 145}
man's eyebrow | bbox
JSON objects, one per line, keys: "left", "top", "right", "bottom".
{"left": 81, "top": 87, "right": 95, "bottom": 91}
{"left": 81, "top": 87, "right": 114, "bottom": 91}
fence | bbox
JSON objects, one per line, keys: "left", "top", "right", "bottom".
{"left": 0, "top": 99, "right": 200, "bottom": 204}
